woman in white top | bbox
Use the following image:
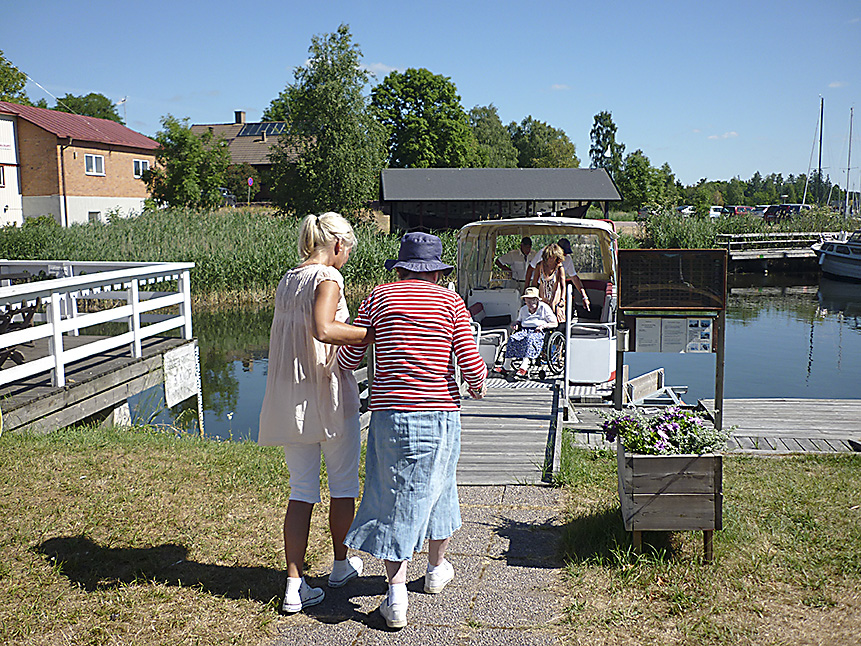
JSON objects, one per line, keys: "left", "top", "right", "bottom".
{"left": 258, "top": 212, "right": 373, "bottom": 614}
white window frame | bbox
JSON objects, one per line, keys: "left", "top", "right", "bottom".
{"left": 133, "top": 159, "right": 149, "bottom": 178}
{"left": 85, "top": 154, "right": 105, "bottom": 176}
{"left": 0, "top": 165, "right": 5, "bottom": 188}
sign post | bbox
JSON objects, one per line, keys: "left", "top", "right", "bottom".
{"left": 247, "top": 177, "right": 253, "bottom": 205}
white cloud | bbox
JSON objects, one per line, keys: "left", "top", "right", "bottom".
{"left": 829, "top": 81, "right": 847, "bottom": 88}
{"left": 365, "top": 62, "right": 400, "bottom": 78}
{"left": 708, "top": 131, "right": 738, "bottom": 140}
{"left": 550, "top": 84, "right": 570, "bottom": 91}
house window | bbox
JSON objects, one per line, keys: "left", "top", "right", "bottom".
{"left": 85, "top": 154, "right": 105, "bottom": 176}
{"left": 0, "top": 166, "right": 4, "bottom": 188}
{"left": 133, "top": 159, "right": 149, "bottom": 178}
{"left": 88, "top": 211, "right": 101, "bottom": 223}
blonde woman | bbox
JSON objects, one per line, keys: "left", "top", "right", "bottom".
{"left": 258, "top": 212, "right": 374, "bottom": 614}
{"left": 530, "top": 243, "right": 567, "bottom": 321}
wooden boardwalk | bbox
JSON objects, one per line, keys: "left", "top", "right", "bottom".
{"left": 457, "top": 378, "right": 563, "bottom": 485}
{"left": 566, "top": 398, "right": 861, "bottom": 455}
{"left": 700, "top": 398, "right": 861, "bottom": 454}
{"left": 0, "top": 335, "right": 194, "bottom": 433}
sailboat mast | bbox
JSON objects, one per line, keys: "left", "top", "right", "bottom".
{"left": 818, "top": 96, "right": 824, "bottom": 205}
{"left": 846, "top": 107, "right": 853, "bottom": 218}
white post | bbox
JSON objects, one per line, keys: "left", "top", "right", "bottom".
{"left": 563, "top": 283, "right": 572, "bottom": 411}
{"left": 179, "top": 270, "right": 193, "bottom": 339}
{"left": 48, "top": 291, "right": 65, "bottom": 387}
{"left": 128, "top": 278, "right": 142, "bottom": 358}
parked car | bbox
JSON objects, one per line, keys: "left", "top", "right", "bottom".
{"left": 708, "top": 205, "right": 726, "bottom": 218}
{"left": 675, "top": 205, "right": 695, "bottom": 217}
{"left": 218, "top": 187, "right": 237, "bottom": 207}
{"left": 763, "top": 203, "right": 812, "bottom": 224}
{"left": 724, "top": 205, "right": 753, "bottom": 216}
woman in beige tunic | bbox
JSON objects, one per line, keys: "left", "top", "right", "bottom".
{"left": 258, "top": 212, "right": 373, "bottom": 614}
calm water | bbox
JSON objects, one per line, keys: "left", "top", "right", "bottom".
{"left": 130, "top": 274, "right": 861, "bottom": 441}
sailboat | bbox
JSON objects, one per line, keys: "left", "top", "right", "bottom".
{"left": 811, "top": 107, "right": 861, "bottom": 281}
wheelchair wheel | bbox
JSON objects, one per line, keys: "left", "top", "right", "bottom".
{"left": 545, "top": 330, "right": 565, "bottom": 376}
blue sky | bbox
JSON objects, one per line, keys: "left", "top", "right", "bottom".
{"left": 6, "top": 0, "right": 860, "bottom": 188}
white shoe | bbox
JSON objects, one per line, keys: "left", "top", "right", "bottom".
{"left": 328, "top": 555, "right": 363, "bottom": 588}
{"left": 379, "top": 594, "right": 407, "bottom": 629}
{"left": 282, "top": 579, "right": 325, "bottom": 614}
{"left": 424, "top": 559, "right": 454, "bottom": 594}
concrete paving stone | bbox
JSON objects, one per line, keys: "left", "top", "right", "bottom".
{"left": 501, "top": 484, "right": 564, "bottom": 508}
{"left": 344, "top": 624, "right": 477, "bottom": 644}
{"left": 484, "top": 509, "right": 565, "bottom": 567}
{"left": 447, "top": 520, "right": 496, "bottom": 556}
{"left": 270, "top": 620, "right": 365, "bottom": 645}
{"left": 458, "top": 484, "right": 506, "bottom": 506}
{"left": 469, "top": 563, "right": 566, "bottom": 629}
{"left": 460, "top": 627, "right": 563, "bottom": 645}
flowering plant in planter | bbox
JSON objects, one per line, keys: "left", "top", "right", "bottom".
{"left": 601, "top": 406, "right": 731, "bottom": 455}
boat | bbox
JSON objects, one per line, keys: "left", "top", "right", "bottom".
{"left": 455, "top": 216, "right": 619, "bottom": 390}
{"left": 813, "top": 230, "right": 861, "bottom": 282}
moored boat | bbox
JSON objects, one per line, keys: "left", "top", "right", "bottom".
{"left": 813, "top": 231, "right": 861, "bottom": 282}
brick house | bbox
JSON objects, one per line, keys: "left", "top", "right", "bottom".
{"left": 0, "top": 101, "right": 158, "bottom": 226}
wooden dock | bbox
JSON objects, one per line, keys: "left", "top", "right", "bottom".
{"left": 0, "top": 335, "right": 195, "bottom": 434}
{"left": 457, "top": 378, "right": 563, "bottom": 485}
{"left": 565, "top": 398, "right": 861, "bottom": 455}
{"left": 700, "top": 398, "right": 861, "bottom": 454}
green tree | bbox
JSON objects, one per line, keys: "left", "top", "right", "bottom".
{"left": 589, "top": 111, "right": 624, "bottom": 179}
{"left": 508, "top": 116, "right": 579, "bottom": 168}
{"left": 53, "top": 92, "right": 124, "bottom": 123}
{"left": 267, "top": 24, "right": 386, "bottom": 215}
{"left": 372, "top": 67, "right": 478, "bottom": 168}
{"left": 0, "top": 49, "right": 32, "bottom": 105}
{"left": 469, "top": 104, "right": 517, "bottom": 167}
{"left": 142, "top": 115, "right": 230, "bottom": 209}
{"left": 226, "top": 163, "right": 260, "bottom": 204}
{"left": 618, "top": 149, "right": 663, "bottom": 211}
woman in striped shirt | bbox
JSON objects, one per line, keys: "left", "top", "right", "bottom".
{"left": 338, "top": 232, "right": 487, "bottom": 629}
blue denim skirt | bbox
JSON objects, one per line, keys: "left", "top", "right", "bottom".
{"left": 344, "top": 409, "right": 462, "bottom": 561}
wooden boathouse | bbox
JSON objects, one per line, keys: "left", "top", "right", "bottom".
{"left": 0, "top": 260, "right": 201, "bottom": 434}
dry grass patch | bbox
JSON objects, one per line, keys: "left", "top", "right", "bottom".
{"left": 556, "top": 444, "right": 861, "bottom": 645}
{"left": 0, "top": 425, "right": 336, "bottom": 646}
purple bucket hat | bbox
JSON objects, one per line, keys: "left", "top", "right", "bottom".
{"left": 384, "top": 232, "right": 454, "bottom": 275}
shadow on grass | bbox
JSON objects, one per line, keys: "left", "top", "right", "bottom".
{"left": 559, "top": 505, "right": 677, "bottom": 564}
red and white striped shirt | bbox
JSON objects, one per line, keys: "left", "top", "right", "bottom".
{"left": 338, "top": 280, "right": 487, "bottom": 411}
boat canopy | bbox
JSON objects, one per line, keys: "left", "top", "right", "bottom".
{"left": 455, "top": 217, "right": 618, "bottom": 298}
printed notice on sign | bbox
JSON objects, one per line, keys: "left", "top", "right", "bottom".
{"left": 660, "top": 318, "right": 687, "bottom": 353}
{"left": 686, "top": 319, "right": 713, "bottom": 353}
{"left": 635, "top": 318, "right": 661, "bottom": 352}
{"left": 164, "top": 342, "right": 198, "bottom": 407}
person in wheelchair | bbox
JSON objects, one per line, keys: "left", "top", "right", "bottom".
{"left": 491, "top": 287, "right": 558, "bottom": 379}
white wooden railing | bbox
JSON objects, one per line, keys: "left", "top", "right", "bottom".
{"left": 0, "top": 260, "right": 194, "bottom": 388}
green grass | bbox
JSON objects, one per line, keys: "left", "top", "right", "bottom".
{"left": 554, "top": 437, "right": 861, "bottom": 645}
{"left": 0, "top": 425, "right": 308, "bottom": 646}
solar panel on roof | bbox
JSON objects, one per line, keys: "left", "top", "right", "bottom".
{"left": 237, "top": 122, "right": 287, "bottom": 137}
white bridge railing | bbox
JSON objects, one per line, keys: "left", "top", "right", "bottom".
{"left": 0, "top": 260, "right": 195, "bottom": 388}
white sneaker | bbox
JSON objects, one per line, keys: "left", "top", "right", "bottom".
{"left": 424, "top": 559, "right": 454, "bottom": 594}
{"left": 328, "top": 555, "right": 363, "bottom": 588}
{"left": 281, "top": 579, "right": 325, "bottom": 614}
{"left": 379, "top": 594, "right": 407, "bottom": 629}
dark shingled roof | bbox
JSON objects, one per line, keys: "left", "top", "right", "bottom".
{"left": 189, "top": 122, "right": 297, "bottom": 166}
{"left": 381, "top": 168, "right": 621, "bottom": 201}
{"left": 0, "top": 101, "right": 158, "bottom": 150}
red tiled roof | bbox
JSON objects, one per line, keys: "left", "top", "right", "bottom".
{"left": 0, "top": 101, "right": 158, "bottom": 150}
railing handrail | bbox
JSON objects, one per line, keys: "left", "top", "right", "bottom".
{"left": 0, "top": 260, "right": 194, "bottom": 388}
{"left": 0, "top": 260, "right": 195, "bottom": 305}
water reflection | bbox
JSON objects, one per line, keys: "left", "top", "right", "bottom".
{"left": 131, "top": 275, "right": 861, "bottom": 441}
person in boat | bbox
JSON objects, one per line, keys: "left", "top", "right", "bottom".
{"left": 494, "top": 236, "right": 536, "bottom": 283}
{"left": 338, "top": 232, "right": 487, "bottom": 629}
{"left": 525, "top": 238, "right": 591, "bottom": 317}
{"left": 492, "top": 286, "right": 558, "bottom": 378}
{"left": 257, "top": 212, "right": 374, "bottom": 615}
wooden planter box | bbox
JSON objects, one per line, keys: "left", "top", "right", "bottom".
{"left": 616, "top": 440, "right": 723, "bottom": 561}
